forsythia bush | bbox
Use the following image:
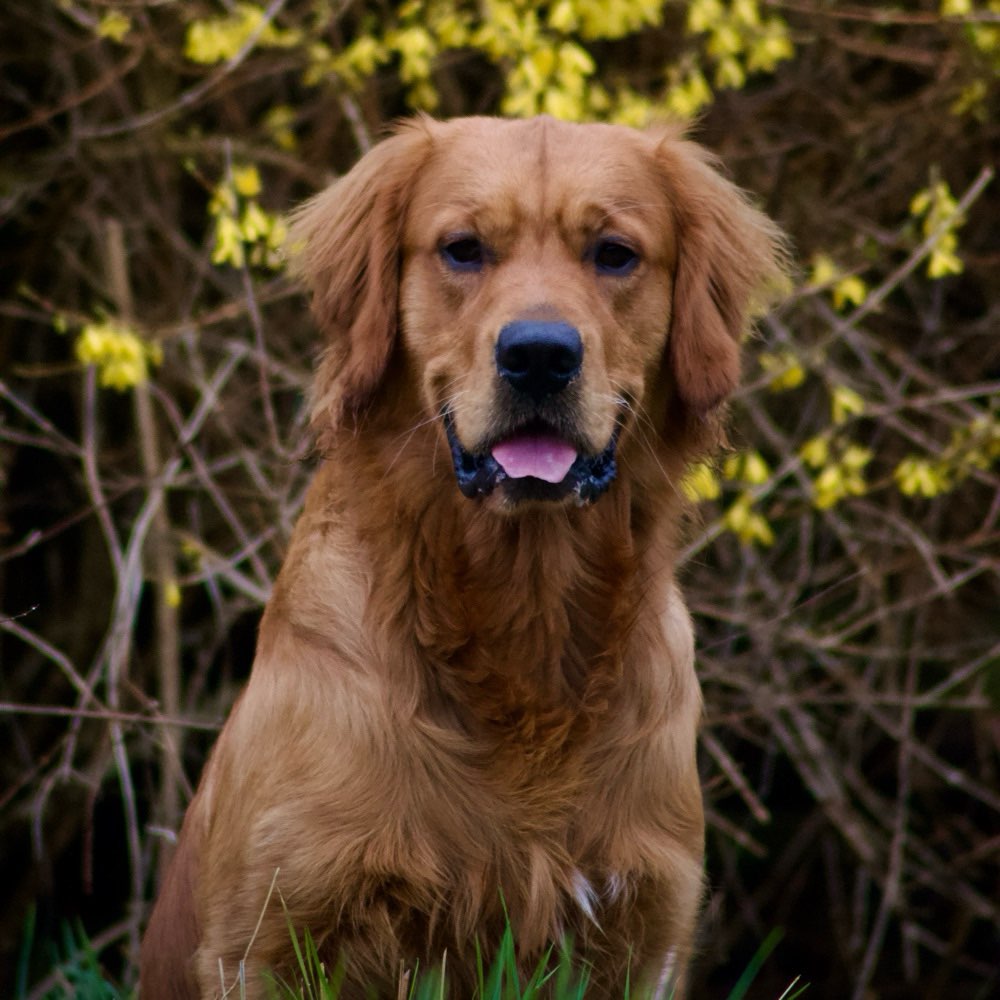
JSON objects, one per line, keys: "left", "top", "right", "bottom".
{"left": 2, "top": 1, "right": 997, "bottom": 997}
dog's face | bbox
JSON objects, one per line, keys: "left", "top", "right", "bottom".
{"left": 399, "top": 118, "right": 675, "bottom": 507}
{"left": 293, "top": 116, "right": 784, "bottom": 511}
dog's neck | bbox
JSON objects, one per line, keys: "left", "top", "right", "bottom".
{"left": 306, "top": 416, "right": 683, "bottom": 757}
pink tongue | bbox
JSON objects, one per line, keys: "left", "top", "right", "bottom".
{"left": 492, "top": 435, "right": 577, "bottom": 484}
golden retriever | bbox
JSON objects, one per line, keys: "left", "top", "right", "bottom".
{"left": 140, "top": 115, "right": 785, "bottom": 999}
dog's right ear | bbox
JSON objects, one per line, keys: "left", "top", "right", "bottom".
{"left": 649, "top": 131, "right": 788, "bottom": 422}
{"left": 289, "top": 120, "right": 433, "bottom": 444}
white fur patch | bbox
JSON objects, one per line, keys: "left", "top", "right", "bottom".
{"left": 570, "top": 869, "right": 600, "bottom": 927}
{"left": 604, "top": 871, "right": 627, "bottom": 903}
{"left": 655, "top": 948, "right": 678, "bottom": 999}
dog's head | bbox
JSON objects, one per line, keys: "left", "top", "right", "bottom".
{"left": 292, "top": 116, "right": 785, "bottom": 510}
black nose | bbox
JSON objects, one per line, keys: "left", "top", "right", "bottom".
{"left": 495, "top": 321, "right": 583, "bottom": 402}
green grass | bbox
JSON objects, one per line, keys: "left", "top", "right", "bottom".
{"left": 17, "top": 907, "right": 807, "bottom": 999}
{"left": 266, "top": 913, "right": 590, "bottom": 1000}
{"left": 16, "top": 907, "right": 122, "bottom": 1000}
{"left": 267, "top": 916, "right": 807, "bottom": 1000}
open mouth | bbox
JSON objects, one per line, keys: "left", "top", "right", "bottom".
{"left": 443, "top": 412, "right": 619, "bottom": 506}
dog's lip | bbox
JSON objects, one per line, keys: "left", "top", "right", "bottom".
{"left": 442, "top": 410, "right": 620, "bottom": 504}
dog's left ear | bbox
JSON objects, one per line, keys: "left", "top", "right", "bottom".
{"left": 290, "top": 119, "right": 433, "bottom": 445}
{"left": 652, "top": 134, "right": 788, "bottom": 417}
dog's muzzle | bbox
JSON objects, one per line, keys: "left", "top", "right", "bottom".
{"left": 443, "top": 320, "right": 619, "bottom": 505}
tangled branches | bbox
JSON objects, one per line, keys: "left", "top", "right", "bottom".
{"left": 1, "top": 1, "right": 998, "bottom": 996}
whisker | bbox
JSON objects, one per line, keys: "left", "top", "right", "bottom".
{"left": 380, "top": 391, "right": 469, "bottom": 482}
{"left": 606, "top": 379, "right": 684, "bottom": 502}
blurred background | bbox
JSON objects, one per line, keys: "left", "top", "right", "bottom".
{"left": 1, "top": 1, "right": 998, "bottom": 997}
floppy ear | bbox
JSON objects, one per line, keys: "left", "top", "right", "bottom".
{"left": 289, "top": 120, "right": 433, "bottom": 443}
{"left": 653, "top": 134, "right": 787, "bottom": 417}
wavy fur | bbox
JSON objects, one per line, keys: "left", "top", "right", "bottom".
{"left": 141, "top": 115, "right": 785, "bottom": 999}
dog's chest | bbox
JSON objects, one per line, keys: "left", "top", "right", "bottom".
{"left": 385, "top": 737, "right": 630, "bottom": 946}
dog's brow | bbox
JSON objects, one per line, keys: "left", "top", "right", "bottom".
{"left": 558, "top": 198, "right": 658, "bottom": 245}
{"left": 429, "top": 198, "right": 526, "bottom": 243}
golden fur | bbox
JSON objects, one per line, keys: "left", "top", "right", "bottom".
{"left": 140, "top": 115, "right": 785, "bottom": 999}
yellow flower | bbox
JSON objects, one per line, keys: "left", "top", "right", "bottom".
{"left": 185, "top": 3, "right": 301, "bottom": 65}
{"left": 665, "top": 68, "right": 713, "bottom": 119}
{"left": 951, "top": 80, "right": 987, "bottom": 119}
{"left": 928, "top": 244, "right": 963, "bottom": 279}
{"left": 75, "top": 321, "right": 161, "bottom": 391}
{"left": 390, "top": 26, "right": 436, "bottom": 83}
{"left": 832, "top": 274, "right": 867, "bottom": 311}
{"left": 724, "top": 450, "right": 771, "bottom": 485}
{"left": 812, "top": 466, "right": 845, "bottom": 509}
{"left": 241, "top": 201, "right": 271, "bottom": 242}
{"left": 909, "top": 189, "right": 931, "bottom": 217}
{"left": 841, "top": 445, "right": 874, "bottom": 472}
{"left": 964, "top": 415, "right": 1000, "bottom": 466}
{"left": 208, "top": 163, "right": 285, "bottom": 271}
{"left": 723, "top": 494, "right": 775, "bottom": 546}
{"left": 97, "top": 12, "right": 131, "bottom": 42}
{"left": 231, "top": 164, "right": 261, "bottom": 198}
{"left": 910, "top": 177, "right": 965, "bottom": 279}
{"left": 407, "top": 80, "right": 439, "bottom": 111}
{"left": 714, "top": 56, "right": 747, "bottom": 90}
{"left": 808, "top": 253, "right": 839, "bottom": 288}
{"left": 212, "top": 214, "right": 246, "bottom": 268}
{"left": 543, "top": 88, "right": 585, "bottom": 121}
{"left": 970, "top": 24, "right": 999, "bottom": 54}
{"left": 707, "top": 23, "right": 744, "bottom": 60}
{"left": 264, "top": 105, "right": 297, "bottom": 151}
{"left": 434, "top": 12, "right": 470, "bottom": 48}
{"left": 759, "top": 350, "right": 805, "bottom": 392}
{"left": 610, "top": 89, "right": 654, "bottom": 127}
{"left": 732, "top": 0, "right": 761, "bottom": 27}
{"left": 558, "top": 41, "right": 596, "bottom": 78}
{"left": 502, "top": 85, "right": 540, "bottom": 119}
{"left": 809, "top": 253, "right": 867, "bottom": 310}
{"left": 474, "top": 1, "right": 539, "bottom": 57}
{"left": 208, "top": 181, "right": 237, "bottom": 218}
{"left": 548, "top": 0, "right": 578, "bottom": 32}
{"left": 812, "top": 448, "right": 871, "bottom": 509}
{"left": 799, "top": 435, "right": 830, "bottom": 469}
{"left": 180, "top": 538, "right": 204, "bottom": 567}
{"left": 747, "top": 21, "right": 794, "bottom": 73}
{"left": 185, "top": 17, "right": 242, "bottom": 63}
{"left": 894, "top": 457, "right": 949, "bottom": 498}
{"left": 165, "top": 581, "right": 182, "bottom": 609}
{"left": 688, "top": 0, "right": 725, "bottom": 34}
{"left": 575, "top": 0, "right": 663, "bottom": 39}
{"left": 332, "top": 36, "right": 388, "bottom": 87}
{"left": 682, "top": 462, "right": 721, "bottom": 502}
{"left": 527, "top": 47, "right": 557, "bottom": 86}
{"left": 831, "top": 385, "right": 866, "bottom": 425}
{"left": 266, "top": 215, "right": 288, "bottom": 251}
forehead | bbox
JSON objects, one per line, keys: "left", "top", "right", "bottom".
{"left": 407, "top": 118, "right": 669, "bottom": 241}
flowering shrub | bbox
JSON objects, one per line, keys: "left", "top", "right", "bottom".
{"left": 2, "top": 2, "right": 998, "bottom": 997}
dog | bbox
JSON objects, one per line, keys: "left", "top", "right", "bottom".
{"left": 140, "top": 115, "right": 785, "bottom": 999}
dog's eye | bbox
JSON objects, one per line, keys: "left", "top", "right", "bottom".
{"left": 440, "top": 237, "right": 486, "bottom": 272}
{"left": 594, "top": 239, "right": 639, "bottom": 275}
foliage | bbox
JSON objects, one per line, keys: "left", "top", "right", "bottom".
{"left": 1, "top": 1, "right": 999, "bottom": 998}
{"left": 16, "top": 908, "right": 125, "bottom": 1000}
{"left": 267, "top": 907, "right": 797, "bottom": 1000}
{"left": 17, "top": 908, "right": 798, "bottom": 1000}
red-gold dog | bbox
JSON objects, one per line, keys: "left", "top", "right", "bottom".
{"left": 141, "top": 115, "right": 785, "bottom": 998}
